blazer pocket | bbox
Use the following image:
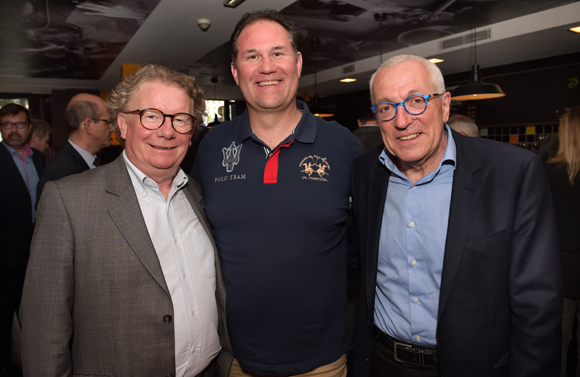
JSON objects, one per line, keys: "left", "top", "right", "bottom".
{"left": 192, "top": 228, "right": 216, "bottom": 278}
{"left": 464, "top": 229, "right": 508, "bottom": 250}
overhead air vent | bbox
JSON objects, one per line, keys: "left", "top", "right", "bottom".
{"left": 440, "top": 28, "right": 491, "bottom": 50}
{"left": 441, "top": 36, "right": 464, "bottom": 50}
{"left": 343, "top": 64, "right": 356, "bottom": 74}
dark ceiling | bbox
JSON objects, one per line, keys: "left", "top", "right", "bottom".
{"left": 0, "top": 0, "right": 579, "bottom": 98}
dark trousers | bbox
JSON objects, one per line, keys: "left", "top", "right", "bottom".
{"left": 0, "top": 267, "right": 26, "bottom": 369}
{"left": 370, "top": 337, "right": 441, "bottom": 377}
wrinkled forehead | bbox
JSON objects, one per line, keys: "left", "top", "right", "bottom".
{"left": 373, "top": 62, "right": 434, "bottom": 100}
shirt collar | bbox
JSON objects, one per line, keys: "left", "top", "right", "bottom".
{"left": 68, "top": 139, "right": 97, "bottom": 168}
{"left": 2, "top": 142, "right": 33, "bottom": 159}
{"left": 122, "top": 150, "right": 188, "bottom": 199}
{"left": 234, "top": 100, "right": 317, "bottom": 146}
{"left": 379, "top": 123, "right": 457, "bottom": 176}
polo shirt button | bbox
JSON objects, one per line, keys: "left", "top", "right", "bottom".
{"left": 163, "top": 315, "right": 172, "bottom": 324}
{"left": 365, "top": 358, "right": 369, "bottom": 364}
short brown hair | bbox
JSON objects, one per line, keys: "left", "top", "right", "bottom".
{"left": 230, "top": 9, "right": 298, "bottom": 66}
{"left": 0, "top": 103, "right": 31, "bottom": 124}
{"left": 107, "top": 64, "right": 204, "bottom": 133}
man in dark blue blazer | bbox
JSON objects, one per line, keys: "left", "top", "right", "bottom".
{"left": 350, "top": 55, "right": 562, "bottom": 376}
{"left": 36, "top": 93, "right": 111, "bottom": 203}
{"left": 0, "top": 103, "right": 45, "bottom": 374}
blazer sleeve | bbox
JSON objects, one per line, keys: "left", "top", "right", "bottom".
{"left": 21, "top": 181, "right": 75, "bottom": 377}
{"left": 509, "top": 154, "right": 562, "bottom": 375}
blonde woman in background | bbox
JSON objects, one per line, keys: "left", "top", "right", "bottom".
{"left": 545, "top": 105, "right": 580, "bottom": 376}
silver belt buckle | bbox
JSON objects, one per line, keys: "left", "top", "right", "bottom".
{"left": 393, "top": 340, "right": 419, "bottom": 365}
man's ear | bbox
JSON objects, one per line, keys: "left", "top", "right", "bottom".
{"left": 231, "top": 62, "right": 239, "bottom": 87}
{"left": 82, "top": 118, "right": 94, "bottom": 136}
{"left": 117, "top": 114, "right": 128, "bottom": 140}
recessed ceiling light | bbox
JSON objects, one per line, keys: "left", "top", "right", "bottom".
{"left": 340, "top": 78, "right": 356, "bottom": 83}
{"left": 568, "top": 26, "right": 580, "bottom": 33}
{"left": 223, "top": 0, "right": 245, "bottom": 8}
{"left": 428, "top": 58, "right": 444, "bottom": 64}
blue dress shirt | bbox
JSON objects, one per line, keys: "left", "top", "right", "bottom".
{"left": 2, "top": 142, "right": 40, "bottom": 222}
{"left": 374, "top": 125, "right": 456, "bottom": 346}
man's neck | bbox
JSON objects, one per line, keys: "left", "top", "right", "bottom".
{"left": 247, "top": 105, "right": 303, "bottom": 150}
{"left": 12, "top": 145, "right": 27, "bottom": 158}
{"left": 69, "top": 133, "right": 96, "bottom": 155}
{"left": 397, "top": 133, "right": 448, "bottom": 184}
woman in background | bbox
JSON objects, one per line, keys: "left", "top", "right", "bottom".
{"left": 545, "top": 105, "right": 580, "bottom": 376}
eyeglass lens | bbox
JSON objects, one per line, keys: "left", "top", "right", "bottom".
{"left": 139, "top": 109, "right": 193, "bottom": 133}
{"left": 375, "top": 95, "right": 429, "bottom": 121}
{"left": 0, "top": 121, "right": 29, "bottom": 129}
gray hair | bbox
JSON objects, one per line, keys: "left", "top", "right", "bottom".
{"left": 65, "top": 101, "right": 100, "bottom": 133}
{"left": 369, "top": 55, "right": 445, "bottom": 104}
{"left": 106, "top": 64, "right": 204, "bottom": 133}
{"left": 448, "top": 114, "right": 479, "bottom": 137}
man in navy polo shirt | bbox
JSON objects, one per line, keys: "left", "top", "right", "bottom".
{"left": 192, "top": 9, "right": 362, "bottom": 377}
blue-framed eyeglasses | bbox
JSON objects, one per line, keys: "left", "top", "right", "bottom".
{"left": 371, "top": 93, "right": 442, "bottom": 122}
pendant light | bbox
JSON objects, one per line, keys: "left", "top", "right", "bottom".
{"left": 310, "top": 38, "right": 334, "bottom": 118}
{"left": 451, "top": 0, "right": 505, "bottom": 101}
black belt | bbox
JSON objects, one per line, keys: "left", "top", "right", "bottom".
{"left": 196, "top": 357, "right": 218, "bottom": 377}
{"left": 373, "top": 325, "right": 439, "bottom": 368}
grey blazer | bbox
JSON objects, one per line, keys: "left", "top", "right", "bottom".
{"left": 20, "top": 155, "right": 232, "bottom": 377}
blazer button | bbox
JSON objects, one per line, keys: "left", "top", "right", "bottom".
{"left": 163, "top": 315, "right": 172, "bottom": 324}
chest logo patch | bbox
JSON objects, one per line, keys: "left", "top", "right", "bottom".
{"left": 299, "top": 155, "right": 329, "bottom": 182}
{"left": 222, "top": 141, "right": 242, "bottom": 172}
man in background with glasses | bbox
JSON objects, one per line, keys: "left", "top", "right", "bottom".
{"left": 21, "top": 65, "right": 231, "bottom": 377}
{"left": 0, "top": 103, "right": 45, "bottom": 376}
{"left": 36, "top": 93, "right": 112, "bottom": 204}
{"left": 350, "top": 54, "right": 562, "bottom": 376}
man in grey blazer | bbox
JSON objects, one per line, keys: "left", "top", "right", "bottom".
{"left": 20, "top": 65, "right": 232, "bottom": 377}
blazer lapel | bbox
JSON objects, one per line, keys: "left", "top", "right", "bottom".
{"left": 438, "top": 135, "right": 482, "bottom": 318}
{"left": 366, "top": 160, "right": 390, "bottom": 313}
{"left": 105, "top": 157, "right": 170, "bottom": 296}
{"left": 0, "top": 143, "right": 29, "bottom": 192}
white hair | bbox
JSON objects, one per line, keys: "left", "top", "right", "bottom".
{"left": 369, "top": 55, "right": 446, "bottom": 104}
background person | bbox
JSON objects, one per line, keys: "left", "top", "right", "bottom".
{"left": 447, "top": 114, "right": 479, "bottom": 137}
{"left": 353, "top": 100, "right": 383, "bottom": 153}
{"left": 0, "top": 103, "right": 44, "bottom": 376}
{"left": 545, "top": 105, "right": 580, "bottom": 377}
{"left": 28, "top": 118, "right": 52, "bottom": 154}
{"left": 35, "top": 93, "right": 112, "bottom": 204}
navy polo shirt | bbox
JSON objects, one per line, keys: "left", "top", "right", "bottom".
{"left": 192, "top": 101, "right": 362, "bottom": 375}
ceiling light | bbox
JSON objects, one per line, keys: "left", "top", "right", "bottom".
{"left": 223, "top": 0, "right": 245, "bottom": 8}
{"left": 451, "top": 0, "right": 505, "bottom": 101}
{"left": 568, "top": 26, "right": 580, "bottom": 33}
{"left": 428, "top": 58, "right": 444, "bottom": 64}
{"left": 340, "top": 78, "right": 356, "bottom": 83}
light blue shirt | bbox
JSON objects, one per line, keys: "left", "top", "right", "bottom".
{"left": 374, "top": 125, "right": 456, "bottom": 346}
{"left": 68, "top": 139, "right": 98, "bottom": 169}
{"left": 2, "top": 142, "right": 40, "bottom": 222}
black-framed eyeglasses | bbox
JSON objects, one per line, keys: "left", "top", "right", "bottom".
{"left": 0, "top": 121, "right": 29, "bottom": 130}
{"left": 92, "top": 118, "right": 112, "bottom": 125}
{"left": 125, "top": 108, "right": 195, "bottom": 134}
{"left": 91, "top": 118, "right": 113, "bottom": 128}
{"left": 371, "top": 93, "right": 442, "bottom": 122}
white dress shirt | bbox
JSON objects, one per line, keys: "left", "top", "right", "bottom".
{"left": 123, "top": 152, "right": 220, "bottom": 377}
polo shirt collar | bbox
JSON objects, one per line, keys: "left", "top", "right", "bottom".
{"left": 235, "top": 100, "right": 317, "bottom": 145}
